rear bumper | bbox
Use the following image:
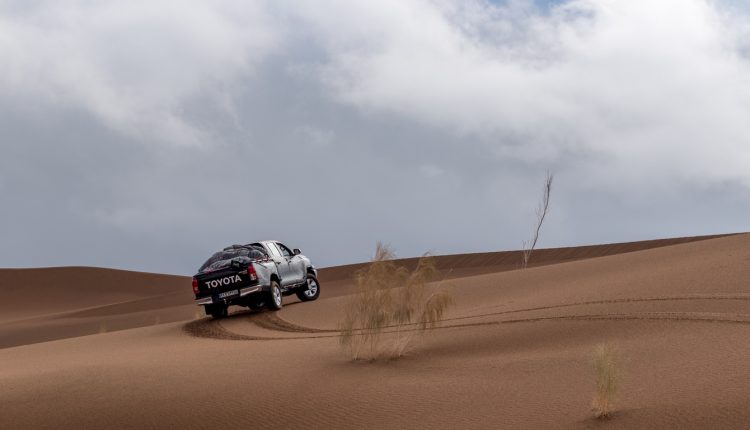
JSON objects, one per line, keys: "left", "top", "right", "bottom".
{"left": 195, "top": 285, "right": 263, "bottom": 306}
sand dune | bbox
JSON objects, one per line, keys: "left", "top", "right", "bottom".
{"left": 0, "top": 266, "right": 190, "bottom": 321}
{"left": 0, "top": 267, "right": 194, "bottom": 348}
{"left": 318, "top": 233, "right": 733, "bottom": 298}
{"left": 1, "top": 234, "right": 726, "bottom": 349}
{"left": 2, "top": 233, "right": 750, "bottom": 429}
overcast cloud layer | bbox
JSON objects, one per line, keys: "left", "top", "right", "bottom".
{"left": 1, "top": 0, "right": 750, "bottom": 274}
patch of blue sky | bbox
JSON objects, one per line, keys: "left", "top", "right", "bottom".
{"left": 486, "top": 0, "right": 569, "bottom": 14}
{"left": 532, "top": 0, "right": 567, "bottom": 9}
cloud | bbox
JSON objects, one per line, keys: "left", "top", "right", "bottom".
{"left": 289, "top": 0, "right": 750, "bottom": 189}
{"left": 4, "top": 0, "right": 749, "bottom": 182}
{"left": 2, "top": 0, "right": 750, "bottom": 273}
{"left": 0, "top": 0, "right": 278, "bottom": 146}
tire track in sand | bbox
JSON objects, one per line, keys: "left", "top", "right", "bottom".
{"left": 439, "top": 293, "right": 750, "bottom": 325}
{"left": 182, "top": 314, "right": 336, "bottom": 341}
{"left": 183, "top": 294, "right": 750, "bottom": 341}
{"left": 251, "top": 311, "right": 337, "bottom": 333}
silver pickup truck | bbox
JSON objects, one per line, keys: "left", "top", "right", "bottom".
{"left": 191, "top": 240, "right": 320, "bottom": 319}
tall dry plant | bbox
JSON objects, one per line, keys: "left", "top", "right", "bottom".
{"left": 339, "top": 243, "right": 454, "bottom": 361}
{"left": 592, "top": 342, "right": 620, "bottom": 419}
{"left": 522, "top": 170, "right": 553, "bottom": 269}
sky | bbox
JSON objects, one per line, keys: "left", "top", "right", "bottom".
{"left": 2, "top": 0, "right": 750, "bottom": 275}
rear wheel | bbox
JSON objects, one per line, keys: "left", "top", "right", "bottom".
{"left": 296, "top": 275, "right": 320, "bottom": 302}
{"left": 207, "top": 304, "right": 228, "bottom": 319}
{"left": 267, "top": 280, "right": 283, "bottom": 311}
{"left": 247, "top": 300, "right": 265, "bottom": 310}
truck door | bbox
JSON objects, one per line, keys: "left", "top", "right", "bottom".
{"left": 275, "top": 242, "right": 305, "bottom": 285}
{"left": 266, "top": 242, "right": 293, "bottom": 287}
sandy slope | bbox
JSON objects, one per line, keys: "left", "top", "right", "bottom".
{"left": 0, "top": 267, "right": 194, "bottom": 348}
{"left": 0, "top": 235, "right": 724, "bottom": 349}
{"left": 0, "top": 266, "right": 190, "bottom": 321}
{"left": 2, "top": 233, "right": 750, "bottom": 429}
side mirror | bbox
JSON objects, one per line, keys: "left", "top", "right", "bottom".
{"left": 293, "top": 248, "right": 301, "bottom": 255}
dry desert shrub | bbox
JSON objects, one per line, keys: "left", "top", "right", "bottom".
{"left": 592, "top": 342, "right": 620, "bottom": 419}
{"left": 521, "top": 170, "right": 553, "bottom": 269}
{"left": 339, "top": 243, "right": 454, "bottom": 361}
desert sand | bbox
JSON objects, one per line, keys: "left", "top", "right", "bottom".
{"left": 2, "top": 233, "right": 750, "bottom": 429}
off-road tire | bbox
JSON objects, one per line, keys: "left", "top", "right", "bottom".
{"left": 267, "top": 280, "right": 283, "bottom": 311}
{"left": 247, "top": 300, "right": 265, "bottom": 310}
{"left": 208, "top": 304, "right": 228, "bottom": 319}
{"left": 296, "top": 275, "right": 321, "bottom": 302}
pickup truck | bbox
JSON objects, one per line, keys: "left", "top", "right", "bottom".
{"left": 192, "top": 240, "right": 320, "bottom": 319}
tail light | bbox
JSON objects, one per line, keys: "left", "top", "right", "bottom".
{"left": 247, "top": 264, "right": 258, "bottom": 281}
{"left": 192, "top": 278, "right": 199, "bottom": 294}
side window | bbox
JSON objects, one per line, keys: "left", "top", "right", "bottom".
{"left": 266, "top": 243, "right": 282, "bottom": 259}
{"left": 276, "top": 243, "right": 293, "bottom": 258}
